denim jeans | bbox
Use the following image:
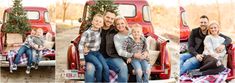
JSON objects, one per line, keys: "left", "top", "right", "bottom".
{"left": 14, "top": 45, "right": 32, "bottom": 66}
{"left": 106, "top": 57, "right": 128, "bottom": 82}
{"left": 180, "top": 53, "right": 200, "bottom": 75}
{"left": 84, "top": 51, "right": 109, "bottom": 82}
{"left": 131, "top": 59, "right": 150, "bottom": 82}
{"left": 85, "top": 62, "right": 95, "bottom": 82}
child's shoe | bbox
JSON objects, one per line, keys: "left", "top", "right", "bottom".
{"left": 25, "top": 66, "right": 31, "bottom": 74}
{"left": 12, "top": 64, "right": 17, "bottom": 70}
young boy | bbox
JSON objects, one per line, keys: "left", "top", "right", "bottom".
{"left": 31, "top": 28, "right": 45, "bottom": 69}
{"left": 13, "top": 28, "right": 37, "bottom": 74}
{"left": 123, "top": 23, "right": 150, "bottom": 82}
{"left": 78, "top": 14, "right": 109, "bottom": 82}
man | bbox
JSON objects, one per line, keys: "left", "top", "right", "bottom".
{"left": 81, "top": 10, "right": 128, "bottom": 82}
{"left": 180, "top": 15, "right": 232, "bottom": 75}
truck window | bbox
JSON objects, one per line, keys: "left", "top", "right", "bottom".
{"left": 117, "top": 5, "right": 136, "bottom": 17}
{"left": 26, "top": 11, "right": 39, "bottom": 20}
{"left": 143, "top": 6, "right": 151, "bottom": 21}
{"left": 45, "top": 11, "right": 50, "bottom": 23}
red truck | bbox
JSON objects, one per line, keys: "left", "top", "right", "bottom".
{"left": 67, "top": 0, "right": 171, "bottom": 80}
{"left": 0, "top": 7, "right": 55, "bottom": 71}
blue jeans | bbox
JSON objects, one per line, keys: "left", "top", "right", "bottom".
{"left": 84, "top": 51, "right": 109, "bottom": 82}
{"left": 106, "top": 57, "right": 128, "bottom": 82}
{"left": 14, "top": 45, "right": 32, "bottom": 66}
{"left": 85, "top": 62, "right": 95, "bottom": 82}
{"left": 131, "top": 59, "right": 150, "bottom": 82}
{"left": 180, "top": 53, "right": 200, "bottom": 75}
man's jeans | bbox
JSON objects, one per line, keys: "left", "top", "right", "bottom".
{"left": 180, "top": 53, "right": 200, "bottom": 75}
{"left": 131, "top": 59, "right": 150, "bottom": 82}
{"left": 106, "top": 57, "right": 128, "bottom": 82}
{"left": 14, "top": 45, "right": 32, "bottom": 66}
{"left": 84, "top": 51, "right": 109, "bottom": 82}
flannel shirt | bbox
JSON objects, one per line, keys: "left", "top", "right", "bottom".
{"left": 78, "top": 27, "right": 101, "bottom": 59}
{"left": 122, "top": 35, "right": 148, "bottom": 59}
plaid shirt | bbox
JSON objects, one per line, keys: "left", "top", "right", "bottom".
{"left": 122, "top": 35, "right": 148, "bottom": 58}
{"left": 78, "top": 27, "right": 101, "bottom": 59}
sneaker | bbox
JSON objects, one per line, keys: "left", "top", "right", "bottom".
{"left": 34, "top": 63, "right": 38, "bottom": 69}
{"left": 12, "top": 64, "right": 17, "bottom": 70}
{"left": 25, "top": 66, "right": 31, "bottom": 74}
{"left": 31, "top": 62, "right": 35, "bottom": 68}
{"left": 188, "top": 70, "right": 202, "bottom": 77}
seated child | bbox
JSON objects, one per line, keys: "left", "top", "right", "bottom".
{"left": 123, "top": 23, "right": 150, "bottom": 82}
{"left": 31, "top": 28, "right": 45, "bottom": 69}
{"left": 78, "top": 14, "right": 109, "bottom": 82}
{"left": 13, "top": 28, "right": 37, "bottom": 74}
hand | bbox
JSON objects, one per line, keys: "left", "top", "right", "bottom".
{"left": 80, "top": 60, "right": 85, "bottom": 68}
{"left": 215, "top": 45, "right": 225, "bottom": 53}
{"left": 143, "top": 51, "right": 149, "bottom": 59}
{"left": 127, "top": 58, "right": 132, "bottom": 64}
{"left": 196, "top": 54, "right": 203, "bottom": 61}
{"left": 84, "top": 44, "right": 90, "bottom": 55}
{"left": 133, "top": 52, "right": 141, "bottom": 59}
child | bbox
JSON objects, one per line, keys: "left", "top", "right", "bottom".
{"left": 13, "top": 28, "right": 37, "bottom": 74}
{"left": 78, "top": 14, "right": 109, "bottom": 82}
{"left": 188, "top": 21, "right": 226, "bottom": 77}
{"left": 31, "top": 28, "right": 45, "bottom": 69}
{"left": 123, "top": 23, "right": 150, "bottom": 82}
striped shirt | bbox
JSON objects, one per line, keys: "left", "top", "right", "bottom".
{"left": 78, "top": 27, "right": 101, "bottom": 59}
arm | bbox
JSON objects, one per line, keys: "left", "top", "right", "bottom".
{"left": 188, "top": 30, "right": 198, "bottom": 56}
{"left": 113, "top": 35, "right": 133, "bottom": 58}
{"left": 78, "top": 32, "right": 88, "bottom": 60}
{"left": 219, "top": 33, "right": 232, "bottom": 47}
{"left": 203, "top": 36, "right": 217, "bottom": 56}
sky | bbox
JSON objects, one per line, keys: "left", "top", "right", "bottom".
{"left": 0, "top": 0, "right": 233, "bottom": 8}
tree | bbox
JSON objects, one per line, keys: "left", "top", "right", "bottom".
{"left": 79, "top": 0, "right": 118, "bottom": 34}
{"left": 3, "top": 0, "right": 30, "bottom": 34}
{"left": 62, "top": 0, "right": 69, "bottom": 22}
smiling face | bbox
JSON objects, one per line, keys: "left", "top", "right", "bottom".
{"left": 36, "top": 28, "right": 44, "bottom": 37}
{"left": 115, "top": 18, "right": 127, "bottom": 32}
{"left": 131, "top": 24, "right": 143, "bottom": 40}
{"left": 199, "top": 18, "right": 209, "bottom": 31}
{"left": 104, "top": 12, "right": 116, "bottom": 27}
{"left": 92, "top": 15, "right": 104, "bottom": 29}
{"left": 208, "top": 23, "right": 219, "bottom": 35}
{"left": 31, "top": 29, "right": 37, "bottom": 36}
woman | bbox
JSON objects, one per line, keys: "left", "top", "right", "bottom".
{"left": 189, "top": 21, "right": 226, "bottom": 77}
{"left": 113, "top": 16, "right": 151, "bottom": 81}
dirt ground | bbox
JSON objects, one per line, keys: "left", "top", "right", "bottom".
{"left": 0, "top": 66, "right": 55, "bottom": 82}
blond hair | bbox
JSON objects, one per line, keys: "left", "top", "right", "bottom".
{"left": 114, "top": 16, "right": 129, "bottom": 29}
{"left": 131, "top": 23, "right": 142, "bottom": 32}
{"left": 208, "top": 21, "right": 220, "bottom": 34}
{"left": 93, "top": 13, "right": 103, "bottom": 20}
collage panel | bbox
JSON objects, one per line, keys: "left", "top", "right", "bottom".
{"left": 0, "top": 0, "right": 235, "bottom": 83}
{"left": 179, "top": 0, "right": 235, "bottom": 83}
{"left": 0, "top": 0, "right": 56, "bottom": 82}
{"left": 56, "top": 0, "right": 179, "bottom": 82}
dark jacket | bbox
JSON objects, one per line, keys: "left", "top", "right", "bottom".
{"left": 188, "top": 27, "right": 232, "bottom": 56}
{"left": 99, "top": 25, "right": 119, "bottom": 58}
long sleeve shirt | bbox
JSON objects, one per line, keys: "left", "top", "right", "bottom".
{"left": 78, "top": 27, "right": 101, "bottom": 60}
{"left": 122, "top": 35, "right": 148, "bottom": 59}
{"left": 203, "top": 35, "right": 226, "bottom": 60}
{"left": 113, "top": 32, "right": 133, "bottom": 58}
